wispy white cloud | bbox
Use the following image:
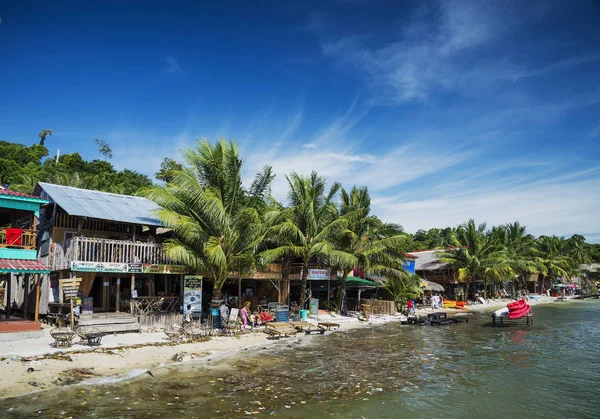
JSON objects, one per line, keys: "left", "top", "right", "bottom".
{"left": 165, "top": 55, "right": 186, "bottom": 76}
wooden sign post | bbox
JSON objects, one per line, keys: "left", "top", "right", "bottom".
{"left": 59, "top": 278, "right": 82, "bottom": 328}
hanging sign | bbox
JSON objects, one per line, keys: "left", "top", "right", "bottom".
{"left": 70, "top": 261, "right": 188, "bottom": 274}
{"left": 308, "top": 269, "right": 329, "bottom": 280}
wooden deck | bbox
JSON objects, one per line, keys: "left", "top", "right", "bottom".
{"left": 0, "top": 319, "right": 41, "bottom": 334}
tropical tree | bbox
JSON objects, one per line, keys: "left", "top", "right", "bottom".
{"left": 492, "top": 222, "right": 543, "bottom": 295}
{"left": 438, "top": 219, "right": 511, "bottom": 299}
{"left": 384, "top": 273, "right": 422, "bottom": 311}
{"left": 334, "top": 186, "right": 408, "bottom": 312}
{"left": 143, "top": 138, "right": 274, "bottom": 305}
{"left": 38, "top": 129, "right": 52, "bottom": 146}
{"left": 534, "top": 235, "right": 572, "bottom": 293}
{"left": 260, "top": 171, "right": 354, "bottom": 308}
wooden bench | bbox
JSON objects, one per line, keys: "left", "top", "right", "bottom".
{"left": 427, "top": 312, "right": 448, "bottom": 320}
{"left": 556, "top": 297, "right": 567, "bottom": 302}
{"left": 264, "top": 322, "right": 297, "bottom": 339}
{"left": 288, "top": 321, "right": 325, "bottom": 335}
{"left": 318, "top": 322, "right": 340, "bottom": 331}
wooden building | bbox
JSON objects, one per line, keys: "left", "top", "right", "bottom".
{"left": 0, "top": 187, "right": 50, "bottom": 336}
{"left": 33, "top": 183, "right": 188, "bottom": 330}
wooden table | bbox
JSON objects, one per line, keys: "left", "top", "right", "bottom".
{"left": 288, "top": 321, "right": 325, "bottom": 335}
{"left": 318, "top": 322, "right": 340, "bottom": 331}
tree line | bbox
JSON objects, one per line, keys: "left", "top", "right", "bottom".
{"left": 142, "top": 139, "right": 599, "bottom": 310}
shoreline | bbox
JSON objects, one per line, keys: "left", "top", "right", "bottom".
{"left": 0, "top": 295, "right": 579, "bottom": 400}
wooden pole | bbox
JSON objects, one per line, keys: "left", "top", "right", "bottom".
{"left": 22, "top": 274, "right": 29, "bottom": 319}
{"left": 5, "top": 275, "right": 11, "bottom": 319}
{"left": 131, "top": 273, "right": 135, "bottom": 294}
{"left": 70, "top": 298, "right": 74, "bottom": 328}
{"left": 34, "top": 274, "right": 41, "bottom": 322}
{"left": 115, "top": 277, "right": 121, "bottom": 312}
{"left": 238, "top": 276, "right": 242, "bottom": 309}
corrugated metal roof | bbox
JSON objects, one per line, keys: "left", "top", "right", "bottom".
{"left": 36, "top": 182, "right": 162, "bottom": 226}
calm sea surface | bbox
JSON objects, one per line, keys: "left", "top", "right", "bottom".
{"left": 1, "top": 301, "right": 599, "bottom": 418}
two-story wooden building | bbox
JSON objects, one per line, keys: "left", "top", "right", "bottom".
{"left": 1, "top": 187, "right": 50, "bottom": 335}
{"left": 33, "top": 183, "right": 188, "bottom": 329}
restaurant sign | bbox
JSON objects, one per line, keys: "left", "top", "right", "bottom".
{"left": 308, "top": 269, "right": 329, "bottom": 280}
{"left": 71, "top": 261, "right": 188, "bottom": 274}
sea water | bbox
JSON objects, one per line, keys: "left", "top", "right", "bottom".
{"left": 1, "top": 301, "right": 598, "bottom": 418}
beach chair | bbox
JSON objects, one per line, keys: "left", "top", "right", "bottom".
{"left": 224, "top": 308, "right": 241, "bottom": 335}
{"left": 264, "top": 321, "right": 297, "bottom": 339}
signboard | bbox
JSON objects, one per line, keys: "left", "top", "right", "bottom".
{"left": 71, "top": 261, "right": 128, "bottom": 273}
{"left": 142, "top": 264, "right": 189, "bottom": 274}
{"left": 183, "top": 275, "right": 203, "bottom": 319}
{"left": 402, "top": 259, "right": 416, "bottom": 275}
{"left": 309, "top": 298, "right": 319, "bottom": 317}
{"left": 82, "top": 297, "right": 94, "bottom": 314}
{"left": 128, "top": 263, "right": 143, "bottom": 273}
{"left": 308, "top": 269, "right": 329, "bottom": 280}
{"left": 59, "top": 278, "right": 82, "bottom": 301}
{"left": 70, "top": 261, "right": 188, "bottom": 275}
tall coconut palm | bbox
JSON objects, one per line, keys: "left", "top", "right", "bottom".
{"left": 334, "top": 186, "right": 408, "bottom": 312}
{"left": 438, "top": 219, "right": 510, "bottom": 299}
{"left": 260, "top": 171, "right": 354, "bottom": 308}
{"left": 143, "top": 138, "right": 274, "bottom": 305}
{"left": 492, "top": 222, "right": 543, "bottom": 294}
{"left": 384, "top": 273, "right": 422, "bottom": 311}
{"left": 536, "top": 235, "right": 571, "bottom": 292}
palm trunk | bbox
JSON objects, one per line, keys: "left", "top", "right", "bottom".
{"left": 336, "top": 270, "right": 350, "bottom": 314}
{"left": 299, "top": 261, "right": 309, "bottom": 309}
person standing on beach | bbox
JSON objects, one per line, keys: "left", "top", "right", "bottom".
{"left": 240, "top": 301, "right": 251, "bottom": 329}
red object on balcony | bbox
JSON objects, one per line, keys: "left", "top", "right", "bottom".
{"left": 5, "top": 228, "right": 23, "bottom": 246}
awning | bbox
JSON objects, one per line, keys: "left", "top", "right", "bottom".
{"left": 338, "top": 276, "right": 381, "bottom": 288}
{"left": 0, "top": 259, "right": 50, "bottom": 274}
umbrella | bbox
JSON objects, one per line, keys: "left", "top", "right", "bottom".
{"left": 420, "top": 280, "right": 444, "bottom": 292}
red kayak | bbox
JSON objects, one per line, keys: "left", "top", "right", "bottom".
{"left": 508, "top": 304, "right": 531, "bottom": 319}
{"left": 507, "top": 299, "right": 526, "bottom": 310}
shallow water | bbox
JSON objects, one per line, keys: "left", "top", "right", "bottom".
{"left": 1, "top": 301, "right": 599, "bottom": 418}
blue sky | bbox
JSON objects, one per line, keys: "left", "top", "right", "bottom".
{"left": 1, "top": 0, "right": 599, "bottom": 241}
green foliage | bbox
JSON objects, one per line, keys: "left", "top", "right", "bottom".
{"left": 1, "top": 137, "right": 151, "bottom": 195}
{"left": 143, "top": 138, "right": 274, "bottom": 299}
{"left": 94, "top": 139, "right": 113, "bottom": 160}
{"left": 155, "top": 157, "right": 184, "bottom": 183}
{"left": 384, "top": 273, "right": 422, "bottom": 309}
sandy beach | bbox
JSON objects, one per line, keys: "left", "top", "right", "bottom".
{"left": 0, "top": 295, "right": 570, "bottom": 400}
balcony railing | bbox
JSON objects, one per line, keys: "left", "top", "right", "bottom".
{"left": 0, "top": 227, "right": 37, "bottom": 250}
{"left": 51, "top": 236, "right": 171, "bottom": 271}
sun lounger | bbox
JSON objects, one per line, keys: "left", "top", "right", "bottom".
{"left": 288, "top": 321, "right": 326, "bottom": 335}
{"left": 318, "top": 321, "right": 340, "bottom": 331}
{"left": 265, "top": 322, "right": 298, "bottom": 339}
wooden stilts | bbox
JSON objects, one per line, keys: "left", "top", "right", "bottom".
{"left": 34, "top": 274, "right": 41, "bottom": 322}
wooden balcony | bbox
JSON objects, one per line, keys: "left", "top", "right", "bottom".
{"left": 0, "top": 227, "right": 37, "bottom": 250}
{"left": 51, "top": 236, "right": 171, "bottom": 271}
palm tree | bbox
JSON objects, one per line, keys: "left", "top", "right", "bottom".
{"left": 11, "top": 173, "right": 38, "bottom": 194}
{"left": 493, "top": 222, "right": 542, "bottom": 295}
{"left": 260, "top": 171, "right": 354, "bottom": 309}
{"left": 536, "top": 235, "right": 571, "bottom": 292}
{"left": 384, "top": 273, "right": 422, "bottom": 312}
{"left": 143, "top": 138, "right": 274, "bottom": 306}
{"left": 38, "top": 129, "right": 52, "bottom": 146}
{"left": 438, "top": 219, "right": 510, "bottom": 299}
{"left": 334, "top": 186, "right": 408, "bottom": 312}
